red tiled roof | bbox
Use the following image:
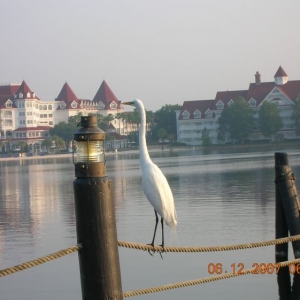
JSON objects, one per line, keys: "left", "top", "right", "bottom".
{"left": 215, "top": 90, "right": 248, "bottom": 105}
{"left": 92, "top": 80, "right": 121, "bottom": 109}
{"left": 0, "top": 84, "right": 20, "bottom": 96}
{"left": 55, "top": 82, "right": 79, "bottom": 109}
{"left": 178, "top": 100, "right": 215, "bottom": 120}
{"left": 15, "top": 80, "right": 38, "bottom": 99}
{"left": 178, "top": 67, "right": 300, "bottom": 121}
{"left": 246, "top": 82, "right": 275, "bottom": 104}
{"left": 274, "top": 66, "right": 288, "bottom": 78}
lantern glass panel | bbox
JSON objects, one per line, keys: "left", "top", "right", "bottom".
{"left": 75, "top": 140, "right": 104, "bottom": 162}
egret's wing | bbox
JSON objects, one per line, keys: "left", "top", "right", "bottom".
{"left": 142, "top": 163, "right": 176, "bottom": 227}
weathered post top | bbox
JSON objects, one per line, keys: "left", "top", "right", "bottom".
{"left": 275, "top": 152, "right": 289, "bottom": 167}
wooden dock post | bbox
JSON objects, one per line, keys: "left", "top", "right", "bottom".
{"left": 73, "top": 116, "right": 123, "bottom": 300}
{"left": 275, "top": 152, "right": 300, "bottom": 299}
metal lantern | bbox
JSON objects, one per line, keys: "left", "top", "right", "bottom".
{"left": 73, "top": 115, "right": 106, "bottom": 177}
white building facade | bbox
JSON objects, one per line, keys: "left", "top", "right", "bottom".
{"left": 176, "top": 66, "right": 300, "bottom": 145}
{"left": 0, "top": 80, "right": 125, "bottom": 152}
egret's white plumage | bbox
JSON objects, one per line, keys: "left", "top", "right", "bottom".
{"left": 122, "top": 99, "right": 177, "bottom": 251}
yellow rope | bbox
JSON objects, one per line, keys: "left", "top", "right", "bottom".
{"left": 1, "top": 235, "right": 300, "bottom": 279}
{"left": 123, "top": 258, "right": 300, "bottom": 297}
{"left": 118, "top": 234, "right": 300, "bottom": 253}
{"left": 0, "top": 244, "right": 81, "bottom": 278}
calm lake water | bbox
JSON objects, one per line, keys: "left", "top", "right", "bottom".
{"left": 1, "top": 146, "right": 300, "bottom": 299}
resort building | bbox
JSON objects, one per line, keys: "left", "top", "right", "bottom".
{"left": 176, "top": 66, "right": 300, "bottom": 145}
{"left": 0, "top": 80, "right": 125, "bottom": 152}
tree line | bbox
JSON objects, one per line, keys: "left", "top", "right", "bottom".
{"left": 46, "top": 104, "right": 181, "bottom": 151}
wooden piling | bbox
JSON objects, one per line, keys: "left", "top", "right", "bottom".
{"left": 73, "top": 177, "right": 123, "bottom": 300}
{"left": 275, "top": 152, "right": 300, "bottom": 299}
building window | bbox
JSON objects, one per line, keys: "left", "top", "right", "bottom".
{"left": 48, "top": 105, "right": 52, "bottom": 110}
{"left": 182, "top": 111, "right": 190, "bottom": 119}
{"left": 193, "top": 110, "right": 201, "bottom": 119}
{"left": 97, "top": 101, "right": 105, "bottom": 110}
{"left": 71, "top": 101, "right": 77, "bottom": 108}
{"left": 110, "top": 101, "right": 117, "bottom": 109}
{"left": 5, "top": 100, "right": 13, "bottom": 108}
{"left": 4, "top": 120, "right": 12, "bottom": 126}
{"left": 4, "top": 111, "right": 12, "bottom": 117}
{"left": 249, "top": 99, "right": 256, "bottom": 107}
{"left": 205, "top": 109, "right": 212, "bottom": 118}
{"left": 216, "top": 101, "right": 224, "bottom": 110}
{"left": 43, "top": 105, "right": 47, "bottom": 110}
{"left": 60, "top": 102, "right": 66, "bottom": 109}
{"left": 228, "top": 100, "right": 234, "bottom": 107}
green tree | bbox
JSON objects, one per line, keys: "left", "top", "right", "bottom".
{"left": 201, "top": 127, "right": 212, "bottom": 147}
{"left": 157, "top": 128, "right": 168, "bottom": 150}
{"left": 41, "top": 139, "right": 52, "bottom": 152}
{"left": 292, "top": 95, "right": 300, "bottom": 135}
{"left": 18, "top": 141, "right": 27, "bottom": 153}
{"left": 153, "top": 104, "right": 180, "bottom": 141}
{"left": 258, "top": 101, "right": 283, "bottom": 141}
{"left": 51, "top": 135, "right": 66, "bottom": 150}
{"left": 217, "top": 97, "right": 254, "bottom": 144}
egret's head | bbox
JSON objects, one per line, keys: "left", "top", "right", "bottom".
{"left": 122, "top": 100, "right": 135, "bottom": 107}
{"left": 121, "top": 99, "right": 143, "bottom": 109}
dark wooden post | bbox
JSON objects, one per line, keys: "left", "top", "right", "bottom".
{"left": 275, "top": 152, "right": 300, "bottom": 299}
{"left": 73, "top": 116, "right": 123, "bottom": 300}
{"left": 74, "top": 177, "right": 123, "bottom": 300}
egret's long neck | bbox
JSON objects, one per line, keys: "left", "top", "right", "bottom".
{"left": 139, "top": 105, "right": 151, "bottom": 166}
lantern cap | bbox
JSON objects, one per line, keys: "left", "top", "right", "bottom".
{"left": 74, "top": 116, "right": 105, "bottom": 141}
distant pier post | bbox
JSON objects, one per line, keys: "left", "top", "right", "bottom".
{"left": 275, "top": 152, "right": 300, "bottom": 299}
{"left": 73, "top": 116, "right": 123, "bottom": 300}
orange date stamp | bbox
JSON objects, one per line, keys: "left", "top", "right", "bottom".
{"left": 207, "top": 262, "right": 300, "bottom": 275}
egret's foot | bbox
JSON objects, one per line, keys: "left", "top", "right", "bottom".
{"left": 147, "top": 243, "right": 156, "bottom": 256}
{"left": 158, "top": 244, "right": 165, "bottom": 259}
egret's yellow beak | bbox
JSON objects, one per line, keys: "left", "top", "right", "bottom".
{"left": 122, "top": 101, "right": 134, "bottom": 106}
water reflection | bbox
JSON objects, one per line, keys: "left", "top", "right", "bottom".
{"left": 0, "top": 148, "right": 300, "bottom": 299}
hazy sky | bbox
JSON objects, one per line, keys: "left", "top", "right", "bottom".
{"left": 1, "top": 0, "right": 300, "bottom": 111}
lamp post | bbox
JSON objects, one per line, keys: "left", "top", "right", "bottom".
{"left": 73, "top": 115, "right": 123, "bottom": 300}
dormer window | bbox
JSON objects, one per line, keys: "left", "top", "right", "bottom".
{"left": 19, "top": 92, "right": 23, "bottom": 98}
{"left": 216, "top": 100, "right": 224, "bottom": 110}
{"left": 249, "top": 98, "right": 256, "bottom": 108}
{"left": 193, "top": 110, "right": 201, "bottom": 119}
{"left": 97, "top": 101, "right": 105, "bottom": 110}
{"left": 27, "top": 92, "right": 30, "bottom": 98}
{"left": 60, "top": 101, "right": 66, "bottom": 109}
{"left": 110, "top": 101, "right": 117, "bottom": 109}
{"left": 71, "top": 101, "right": 77, "bottom": 108}
{"left": 228, "top": 99, "right": 234, "bottom": 107}
{"left": 5, "top": 99, "right": 13, "bottom": 108}
{"left": 205, "top": 109, "right": 212, "bottom": 118}
{"left": 271, "top": 98, "right": 282, "bottom": 105}
{"left": 182, "top": 110, "right": 190, "bottom": 119}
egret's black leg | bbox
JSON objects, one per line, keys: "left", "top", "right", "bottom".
{"left": 158, "top": 217, "right": 165, "bottom": 259}
{"left": 147, "top": 210, "right": 159, "bottom": 256}
{"left": 160, "top": 217, "right": 164, "bottom": 249}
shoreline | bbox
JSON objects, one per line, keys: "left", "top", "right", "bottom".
{"left": 0, "top": 142, "right": 299, "bottom": 162}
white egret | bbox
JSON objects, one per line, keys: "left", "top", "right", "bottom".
{"left": 122, "top": 99, "right": 177, "bottom": 255}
